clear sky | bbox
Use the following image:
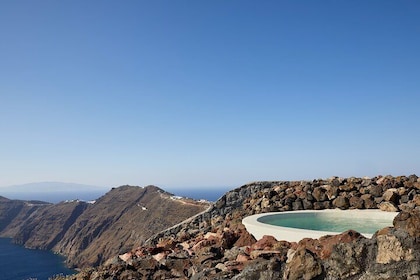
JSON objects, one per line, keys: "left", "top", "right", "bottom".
{"left": 0, "top": 1, "right": 419, "bottom": 189}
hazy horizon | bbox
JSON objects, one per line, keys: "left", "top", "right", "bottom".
{"left": 1, "top": 1, "right": 419, "bottom": 188}
{"left": 0, "top": 181, "right": 232, "bottom": 203}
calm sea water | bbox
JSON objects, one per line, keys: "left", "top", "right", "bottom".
{"left": 0, "top": 238, "right": 75, "bottom": 280}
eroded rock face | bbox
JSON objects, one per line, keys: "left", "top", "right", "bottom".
{"left": 51, "top": 175, "right": 420, "bottom": 279}
{"left": 0, "top": 186, "right": 210, "bottom": 268}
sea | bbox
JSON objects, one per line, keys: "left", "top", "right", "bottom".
{"left": 0, "top": 238, "right": 75, "bottom": 280}
{"left": 0, "top": 187, "right": 231, "bottom": 279}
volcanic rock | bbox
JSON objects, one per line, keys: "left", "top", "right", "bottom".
{"left": 0, "top": 185, "right": 209, "bottom": 268}
{"left": 284, "top": 247, "right": 322, "bottom": 280}
{"left": 45, "top": 175, "right": 420, "bottom": 279}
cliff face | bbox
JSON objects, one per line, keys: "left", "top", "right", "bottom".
{"left": 0, "top": 197, "right": 52, "bottom": 235}
{"left": 54, "top": 185, "right": 209, "bottom": 268}
{"left": 0, "top": 185, "right": 210, "bottom": 268}
{"left": 61, "top": 175, "right": 420, "bottom": 280}
{"left": 3, "top": 200, "right": 88, "bottom": 250}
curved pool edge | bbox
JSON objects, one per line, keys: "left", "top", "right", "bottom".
{"left": 242, "top": 209, "right": 399, "bottom": 242}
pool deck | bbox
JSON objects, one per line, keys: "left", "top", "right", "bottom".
{"left": 242, "top": 209, "right": 398, "bottom": 242}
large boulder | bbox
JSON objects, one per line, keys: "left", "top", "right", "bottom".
{"left": 283, "top": 246, "right": 323, "bottom": 280}
{"left": 379, "top": 201, "right": 399, "bottom": 212}
{"left": 323, "top": 238, "right": 369, "bottom": 279}
{"left": 333, "top": 196, "right": 350, "bottom": 209}
{"left": 393, "top": 209, "right": 420, "bottom": 238}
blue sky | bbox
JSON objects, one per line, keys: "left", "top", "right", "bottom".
{"left": 0, "top": 1, "right": 419, "bottom": 189}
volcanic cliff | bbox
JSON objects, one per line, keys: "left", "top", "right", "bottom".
{"left": 58, "top": 175, "right": 420, "bottom": 279}
{"left": 0, "top": 185, "right": 210, "bottom": 268}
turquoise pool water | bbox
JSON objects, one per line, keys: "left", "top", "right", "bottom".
{"left": 258, "top": 212, "right": 393, "bottom": 234}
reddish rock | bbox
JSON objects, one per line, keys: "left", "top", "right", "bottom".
{"left": 298, "top": 230, "right": 364, "bottom": 260}
{"left": 234, "top": 229, "right": 256, "bottom": 247}
{"left": 249, "top": 250, "right": 282, "bottom": 260}
{"left": 251, "top": 235, "right": 278, "bottom": 250}
{"left": 192, "top": 239, "right": 217, "bottom": 253}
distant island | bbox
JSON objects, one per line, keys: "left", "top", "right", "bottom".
{"left": 0, "top": 182, "right": 110, "bottom": 203}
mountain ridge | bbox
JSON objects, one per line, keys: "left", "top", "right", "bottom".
{"left": 59, "top": 175, "right": 420, "bottom": 280}
{"left": 0, "top": 185, "right": 210, "bottom": 268}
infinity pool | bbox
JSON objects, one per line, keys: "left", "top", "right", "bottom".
{"left": 242, "top": 210, "right": 398, "bottom": 242}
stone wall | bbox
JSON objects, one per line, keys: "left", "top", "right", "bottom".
{"left": 61, "top": 175, "right": 420, "bottom": 280}
{"left": 147, "top": 175, "right": 420, "bottom": 245}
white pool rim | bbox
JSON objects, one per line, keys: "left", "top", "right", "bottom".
{"left": 242, "top": 209, "right": 398, "bottom": 242}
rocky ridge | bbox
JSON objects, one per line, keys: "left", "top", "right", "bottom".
{"left": 60, "top": 175, "right": 420, "bottom": 279}
{"left": 0, "top": 185, "right": 210, "bottom": 268}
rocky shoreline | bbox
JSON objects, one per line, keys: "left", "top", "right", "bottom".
{"left": 58, "top": 175, "right": 420, "bottom": 279}
{"left": 0, "top": 186, "right": 209, "bottom": 268}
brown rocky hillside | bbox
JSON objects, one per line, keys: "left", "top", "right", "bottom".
{"left": 0, "top": 185, "right": 210, "bottom": 268}
{"left": 55, "top": 185, "right": 210, "bottom": 268}
{"left": 60, "top": 175, "right": 420, "bottom": 279}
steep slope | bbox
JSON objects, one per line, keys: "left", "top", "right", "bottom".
{"left": 54, "top": 185, "right": 210, "bottom": 268}
{"left": 1, "top": 200, "right": 88, "bottom": 250}
{"left": 0, "top": 185, "right": 210, "bottom": 269}
{"left": 61, "top": 175, "right": 420, "bottom": 279}
{"left": 0, "top": 196, "right": 51, "bottom": 234}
